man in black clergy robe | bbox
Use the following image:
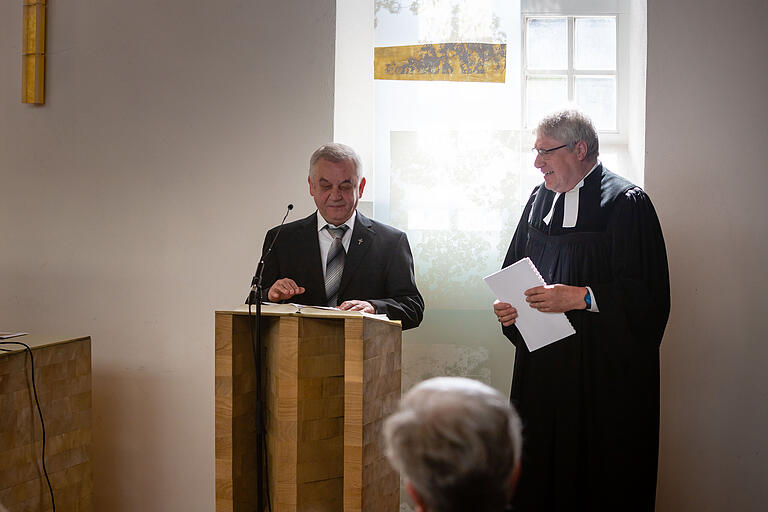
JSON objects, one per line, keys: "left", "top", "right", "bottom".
{"left": 493, "top": 110, "right": 670, "bottom": 511}
{"left": 253, "top": 142, "right": 424, "bottom": 330}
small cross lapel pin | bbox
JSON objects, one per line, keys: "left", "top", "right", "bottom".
{"left": 357, "top": 238, "right": 364, "bottom": 246}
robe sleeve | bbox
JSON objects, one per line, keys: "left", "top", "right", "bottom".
{"left": 589, "top": 187, "right": 670, "bottom": 345}
{"left": 500, "top": 189, "right": 538, "bottom": 347}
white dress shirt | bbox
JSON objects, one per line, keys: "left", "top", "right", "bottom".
{"left": 316, "top": 210, "right": 356, "bottom": 274}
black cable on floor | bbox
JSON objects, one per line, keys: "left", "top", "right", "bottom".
{"left": 1, "top": 341, "right": 56, "bottom": 511}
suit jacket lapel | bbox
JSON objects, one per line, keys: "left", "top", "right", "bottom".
{"left": 338, "top": 211, "right": 374, "bottom": 299}
{"left": 299, "top": 212, "right": 327, "bottom": 304}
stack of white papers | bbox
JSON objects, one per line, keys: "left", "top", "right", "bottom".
{"left": 484, "top": 258, "right": 575, "bottom": 351}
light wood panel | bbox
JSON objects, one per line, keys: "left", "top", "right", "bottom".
{"left": 0, "top": 335, "right": 92, "bottom": 512}
{"left": 296, "top": 318, "right": 344, "bottom": 510}
{"left": 215, "top": 311, "right": 263, "bottom": 511}
{"left": 343, "top": 319, "right": 401, "bottom": 512}
{"left": 215, "top": 310, "right": 401, "bottom": 512}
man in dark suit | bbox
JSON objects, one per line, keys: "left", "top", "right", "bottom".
{"left": 256, "top": 143, "right": 424, "bottom": 330}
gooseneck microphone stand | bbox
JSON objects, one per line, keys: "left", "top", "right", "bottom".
{"left": 247, "top": 204, "right": 292, "bottom": 512}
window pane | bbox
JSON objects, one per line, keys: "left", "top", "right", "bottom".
{"left": 526, "top": 17, "right": 567, "bottom": 70}
{"left": 526, "top": 76, "right": 568, "bottom": 127}
{"left": 574, "top": 17, "right": 616, "bottom": 70}
{"left": 574, "top": 76, "right": 616, "bottom": 130}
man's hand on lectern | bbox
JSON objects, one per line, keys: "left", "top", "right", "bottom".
{"left": 268, "top": 278, "right": 305, "bottom": 302}
{"left": 339, "top": 300, "right": 375, "bottom": 314}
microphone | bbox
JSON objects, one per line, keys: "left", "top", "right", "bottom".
{"left": 249, "top": 204, "right": 293, "bottom": 300}
{"left": 247, "top": 204, "right": 292, "bottom": 512}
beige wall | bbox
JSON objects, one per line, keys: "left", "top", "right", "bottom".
{"left": 0, "top": 1, "right": 334, "bottom": 510}
{"left": 646, "top": 0, "right": 768, "bottom": 510}
{"left": 2, "top": 0, "right": 767, "bottom": 510}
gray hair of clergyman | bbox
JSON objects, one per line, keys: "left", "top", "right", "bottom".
{"left": 537, "top": 109, "right": 600, "bottom": 161}
{"left": 383, "top": 377, "right": 523, "bottom": 512}
{"left": 308, "top": 142, "right": 362, "bottom": 184}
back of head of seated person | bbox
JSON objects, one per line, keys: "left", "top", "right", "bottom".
{"left": 384, "top": 377, "right": 523, "bottom": 512}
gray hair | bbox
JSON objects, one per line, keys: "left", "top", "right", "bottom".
{"left": 308, "top": 142, "right": 362, "bottom": 183}
{"left": 537, "top": 109, "right": 599, "bottom": 161}
{"left": 383, "top": 377, "right": 522, "bottom": 512}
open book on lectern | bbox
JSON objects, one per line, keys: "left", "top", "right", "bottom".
{"left": 252, "top": 302, "right": 392, "bottom": 322}
{"left": 484, "top": 257, "right": 575, "bottom": 352}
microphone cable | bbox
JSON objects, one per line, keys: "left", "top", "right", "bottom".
{"left": 247, "top": 203, "right": 293, "bottom": 512}
{"left": 247, "top": 298, "right": 274, "bottom": 512}
{"left": 0, "top": 341, "right": 56, "bottom": 511}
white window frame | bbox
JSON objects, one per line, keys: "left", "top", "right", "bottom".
{"left": 522, "top": 13, "right": 627, "bottom": 143}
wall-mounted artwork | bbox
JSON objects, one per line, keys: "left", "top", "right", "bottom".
{"left": 22, "top": 0, "right": 46, "bottom": 104}
{"left": 375, "top": 42, "right": 506, "bottom": 82}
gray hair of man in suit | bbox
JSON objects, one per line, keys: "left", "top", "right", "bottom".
{"left": 537, "top": 108, "right": 600, "bottom": 162}
{"left": 308, "top": 142, "right": 363, "bottom": 184}
{"left": 383, "top": 377, "right": 523, "bottom": 512}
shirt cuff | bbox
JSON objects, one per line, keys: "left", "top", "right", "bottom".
{"left": 586, "top": 286, "right": 599, "bottom": 312}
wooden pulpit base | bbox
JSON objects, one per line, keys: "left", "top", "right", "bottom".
{"left": 215, "top": 310, "right": 401, "bottom": 512}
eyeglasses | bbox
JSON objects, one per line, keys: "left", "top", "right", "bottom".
{"left": 531, "top": 144, "right": 569, "bottom": 157}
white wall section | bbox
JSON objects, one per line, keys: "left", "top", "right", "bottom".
{"left": 0, "top": 1, "right": 335, "bottom": 510}
{"left": 646, "top": 1, "right": 768, "bottom": 510}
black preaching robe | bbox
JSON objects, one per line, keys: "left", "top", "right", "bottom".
{"left": 502, "top": 164, "right": 670, "bottom": 512}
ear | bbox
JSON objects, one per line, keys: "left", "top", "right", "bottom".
{"left": 358, "top": 176, "right": 366, "bottom": 197}
{"left": 308, "top": 175, "right": 315, "bottom": 197}
{"left": 405, "top": 481, "right": 427, "bottom": 512}
{"left": 575, "top": 140, "right": 588, "bottom": 161}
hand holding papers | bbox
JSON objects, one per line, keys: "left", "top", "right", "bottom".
{"left": 484, "top": 258, "right": 575, "bottom": 351}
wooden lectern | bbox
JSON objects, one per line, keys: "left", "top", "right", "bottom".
{"left": 0, "top": 334, "right": 92, "bottom": 511}
{"left": 215, "top": 309, "right": 401, "bottom": 512}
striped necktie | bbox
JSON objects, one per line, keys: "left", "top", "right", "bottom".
{"left": 325, "top": 224, "right": 349, "bottom": 306}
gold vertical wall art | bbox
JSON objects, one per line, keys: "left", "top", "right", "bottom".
{"left": 22, "top": 0, "right": 47, "bottom": 104}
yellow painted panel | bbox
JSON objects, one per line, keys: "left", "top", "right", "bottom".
{"left": 22, "top": 5, "right": 37, "bottom": 53}
{"left": 374, "top": 42, "right": 506, "bottom": 83}
{"left": 22, "top": 54, "right": 45, "bottom": 104}
{"left": 21, "top": 1, "right": 46, "bottom": 104}
{"left": 22, "top": 1, "right": 46, "bottom": 53}
{"left": 21, "top": 54, "right": 36, "bottom": 103}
